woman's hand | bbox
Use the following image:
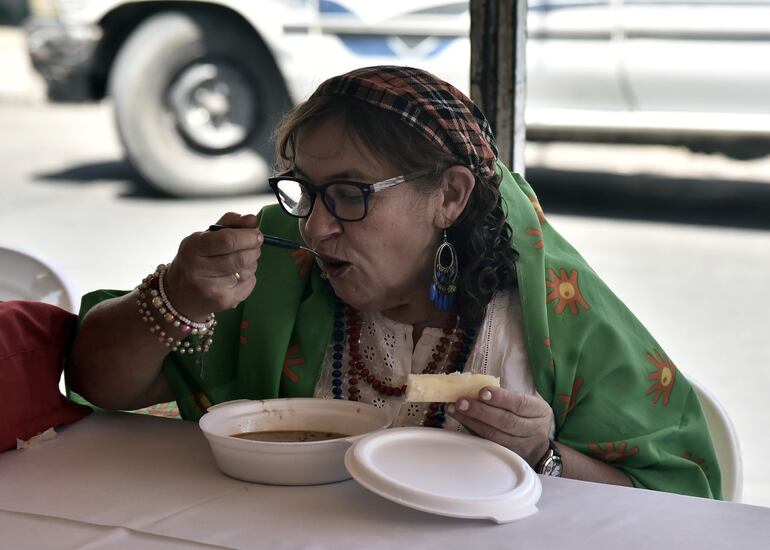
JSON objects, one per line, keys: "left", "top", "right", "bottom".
{"left": 447, "top": 387, "right": 553, "bottom": 467}
{"left": 164, "top": 212, "right": 263, "bottom": 320}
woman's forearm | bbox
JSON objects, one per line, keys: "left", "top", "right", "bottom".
{"left": 556, "top": 442, "right": 634, "bottom": 487}
{"left": 68, "top": 290, "right": 175, "bottom": 410}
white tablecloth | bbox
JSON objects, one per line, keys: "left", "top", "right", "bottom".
{"left": 1, "top": 412, "right": 768, "bottom": 549}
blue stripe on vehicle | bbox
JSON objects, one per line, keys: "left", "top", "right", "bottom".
{"left": 337, "top": 36, "right": 456, "bottom": 59}
{"left": 319, "top": 1, "right": 355, "bottom": 15}
{"left": 528, "top": 0, "right": 610, "bottom": 12}
{"left": 426, "top": 37, "right": 454, "bottom": 58}
{"left": 623, "top": 0, "right": 765, "bottom": 7}
{"left": 339, "top": 36, "right": 395, "bottom": 56}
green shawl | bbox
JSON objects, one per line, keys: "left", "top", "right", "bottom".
{"left": 79, "top": 163, "right": 720, "bottom": 499}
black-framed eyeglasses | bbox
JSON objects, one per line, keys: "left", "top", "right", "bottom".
{"left": 268, "top": 168, "right": 432, "bottom": 222}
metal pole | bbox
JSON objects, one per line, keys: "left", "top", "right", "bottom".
{"left": 470, "top": 0, "right": 528, "bottom": 175}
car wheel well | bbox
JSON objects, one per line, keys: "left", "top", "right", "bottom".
{"left": 91, "top": 2, "right": 285, "bottom": 101}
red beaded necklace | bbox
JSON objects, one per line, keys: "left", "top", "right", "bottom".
{"left": 342, "top": 305, "right": 474, "bottom": 402}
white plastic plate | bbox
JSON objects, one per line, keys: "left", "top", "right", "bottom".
{"left": 0, "top": 245, "right": 77, "bottom": 312}
{"left": 345, "top": 427, "right": 541, "bottom": 523}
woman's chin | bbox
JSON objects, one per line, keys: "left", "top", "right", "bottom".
{"left": 328, "top": 279, "right": 367, "bottom": 309}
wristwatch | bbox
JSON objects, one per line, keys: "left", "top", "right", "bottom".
{"left": 536, "top": 440, "right": 562, "bottom": 477}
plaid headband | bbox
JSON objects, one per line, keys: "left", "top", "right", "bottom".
{"left": 313, "top": 65, "right": 498, "bottom": 178}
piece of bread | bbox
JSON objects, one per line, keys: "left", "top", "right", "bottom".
{"left": 405, "top": 372, "right": 500, "bottom": 403}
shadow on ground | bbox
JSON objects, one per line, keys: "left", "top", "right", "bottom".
{"left": 526, "top": 167, "right": 770, "bottom": 230}
{"left": 35, "top": 160, "right": 273, "bottom": 200}
{"left": 36, "top": 159, "right": 770, "bottom": 229}
{"left": 35, "top": 160, "right": 167, "bottom": 199}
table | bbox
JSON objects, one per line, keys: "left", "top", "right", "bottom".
{"left": 1, "top": 412, "right": 768, "bottom": 549}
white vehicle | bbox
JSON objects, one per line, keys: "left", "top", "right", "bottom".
{"left": 26, "top": 0, "right": 770, "bottom": 196}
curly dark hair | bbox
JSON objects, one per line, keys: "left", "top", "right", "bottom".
{"left": 274, "top": 96, "right": 518, "bottom": 326}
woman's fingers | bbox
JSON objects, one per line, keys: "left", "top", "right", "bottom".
{"left": 450, "top": 388, "right": 551, "bottom": 423}
{"left": 195, "top": 225, "right": 263, "bottom": 258}
{"left": 186, "top": 246, "right": 261, "bottom": 278}
{"left": 216, "top": 212, "right": 260, "bottom": 229}
{"left": 452, "top": 400, "right": 546, "bottom": 437}
{"left": 447, "top": 388, "right": 552, "bottom": 465}
{"left": 162, "top": 213, "right": 265, "bottom": 317}
{"left": 478, "top": 387, "right": 551, "bottom": 418}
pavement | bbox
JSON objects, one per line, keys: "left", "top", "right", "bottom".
{"left": 0, "top": 25, "right": 45, "bottom": 103}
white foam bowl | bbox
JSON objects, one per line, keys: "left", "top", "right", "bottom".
{"left": 199, "top": 398, "right": 391, "bottom": 485}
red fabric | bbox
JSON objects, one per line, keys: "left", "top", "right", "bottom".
{"left": 0, "top": 301, "right": 91, "bottom": 451}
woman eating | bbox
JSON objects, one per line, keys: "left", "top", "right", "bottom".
{"left": 69, "top": 66, "right": 721, "bottom": 498}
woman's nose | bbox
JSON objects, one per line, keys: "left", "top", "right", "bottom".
{"left": 301, "top": 197, "right": 341, "bottom": 242}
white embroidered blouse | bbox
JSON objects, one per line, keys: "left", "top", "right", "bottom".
{"left": 314, "top": 289, "right": 555, "bottom": 434}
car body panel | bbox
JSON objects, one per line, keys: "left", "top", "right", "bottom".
{"left": 620, "top": 1, "right": 770, "bottom": 115}
{"left": 24, "top": 0, "right": 770, "bottom": 195}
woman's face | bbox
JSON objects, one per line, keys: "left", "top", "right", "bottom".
{"left": 295, "top": 116, "right": 442, "bottom": 318}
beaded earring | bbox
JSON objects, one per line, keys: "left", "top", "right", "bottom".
{"left": 429, "top": 230, "right": 458, "bottom": 311}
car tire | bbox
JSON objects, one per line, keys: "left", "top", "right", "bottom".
{"left": 109, "top": 10, "right": 290, "bottom": 197}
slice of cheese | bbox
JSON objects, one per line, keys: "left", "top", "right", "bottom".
{"left": 405, "top": 373, "right": 500, "bottom": 403}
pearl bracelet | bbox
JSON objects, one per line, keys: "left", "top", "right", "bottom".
{"left": 136, "top": 265, "right": 216, "bottom": 354}
{"left": 155, "top": 264, "right": 213, "bottom": 333}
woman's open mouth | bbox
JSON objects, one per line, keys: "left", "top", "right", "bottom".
{"left": 317, "top": 255, "right": 351, "bottom": 278}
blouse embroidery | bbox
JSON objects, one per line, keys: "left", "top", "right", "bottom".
{"left": 313, "top": 288, "right": 554, "bottom": 434}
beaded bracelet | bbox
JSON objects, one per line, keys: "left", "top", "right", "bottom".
{"left": 155, "top": 264, "right": 213, "bottom": 333}
{"left": 136, "top": 264, "right": 216, "bottom": 354}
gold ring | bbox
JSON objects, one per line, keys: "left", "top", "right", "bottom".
{"left": 233, "top": 272, "right": 241, "bottom": 284}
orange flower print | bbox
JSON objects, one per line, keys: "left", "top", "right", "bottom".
{"left": 282, "top": 343, "right": 305, "bottom": 384}
{"left": 239, "top": 319, "right": 249, "bottom": 345}
{"left": 646, "top": 350, "right": 677, "bottom": 406}
{"left": 291, "top": 249, "right": 315, "bottom": 278}
{"left": 589, "top": 441, "right": 639, "bottom": 462}
{"left": 528, "top": 195, "right": 547, "bottom": 225}
{"left": 544, "top": 337, "right": 555, "bottom": 366}
{"left": 526, "top": 228, "right": 544, "bottom": 249}
{"left": 546, "top": 268, "right": 590, "bottom": 315}
{"left": 193, "top": 391, "right": 213, "bottom": 413}
{"left": 558, "top": 377, "right": 584, "bottom": 417}
{"left": 684, "top": 451, "right": 708, "bottom": 473}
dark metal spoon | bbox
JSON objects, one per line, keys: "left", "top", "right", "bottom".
{"left": 207, "top": 224, "right": 320, "bottom": 258}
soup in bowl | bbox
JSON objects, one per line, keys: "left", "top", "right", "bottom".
{"left": 199, "top": 398, "right": 391, "bottom": 485}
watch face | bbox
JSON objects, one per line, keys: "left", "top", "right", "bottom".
{"left": 541, "top": 456, "right": 563, "bottom": 477}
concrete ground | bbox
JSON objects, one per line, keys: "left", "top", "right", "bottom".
{"left": 0, "top": 25, "right": 44, "bottom": 102}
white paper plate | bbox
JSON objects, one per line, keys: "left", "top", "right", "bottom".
{"left": 345, "top": 427, "right": 541, "bottom": 523}
{"left": 0, "top": 245, "right": 77, "bottom": 312}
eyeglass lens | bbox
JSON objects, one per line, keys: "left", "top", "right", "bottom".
{"left": 274, "top": 179, "right": 367, "bottom": 221}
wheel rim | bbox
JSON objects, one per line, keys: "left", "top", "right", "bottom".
{"left": 168, "top": 61, "right": 257, "bottom": 152}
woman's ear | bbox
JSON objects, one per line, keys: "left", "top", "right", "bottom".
{"left": 435, "top": 165, "right": 475, "bottom": 228}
